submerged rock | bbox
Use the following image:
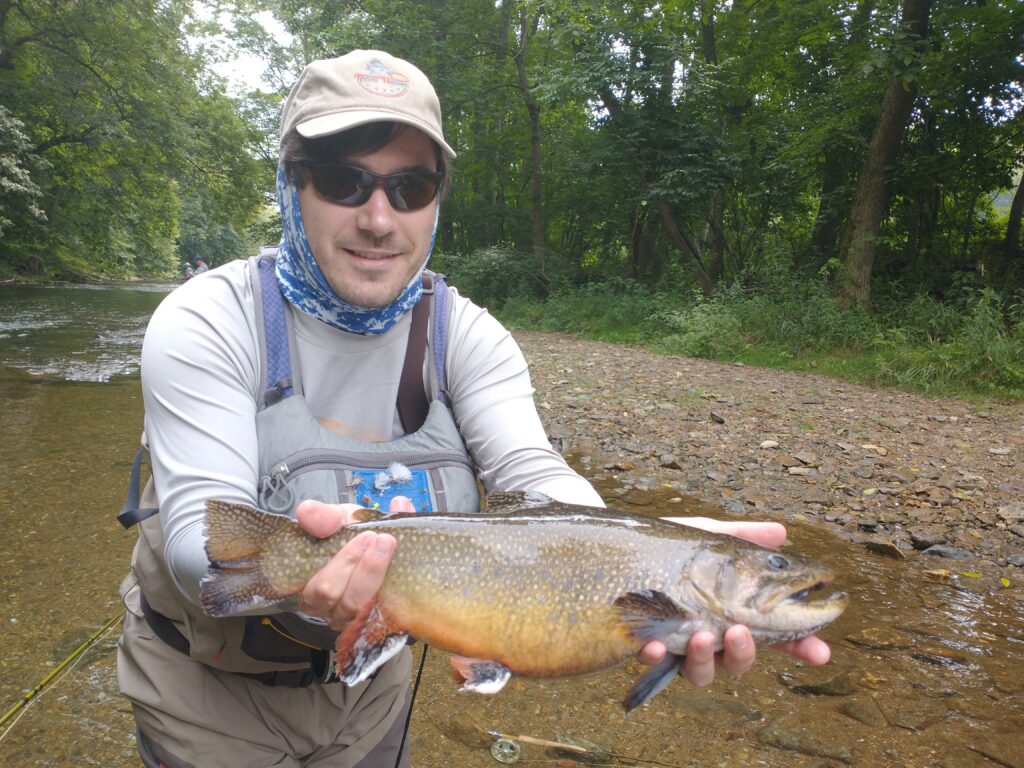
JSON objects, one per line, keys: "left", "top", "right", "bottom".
{"left": 757, "top": 719, "right": 853, "bottom": 765}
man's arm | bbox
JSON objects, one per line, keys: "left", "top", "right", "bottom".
{"left": 140, "top": 268, "right": 266, "bottom": 605}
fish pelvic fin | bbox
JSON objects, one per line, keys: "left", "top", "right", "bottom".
{"left": 335, "top": 603, "right": 409, "bottom": 686}
{"left": 450, "top": 656, "right": 512, "bottom": 695}
{"left": 613, "top": 589, "right": 695, "bottom": 644}
{"left": 199, "top": 500, "right": 295, "bottom": 617}
{"left": 624, "top": 653, "right": 683, "bottom": 711}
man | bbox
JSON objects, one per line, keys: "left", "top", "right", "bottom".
{"left": 192, "top": 256, "right": 209, "bottom": 275}
{"left": 117, "top": 50, "right": 829, "bottom": 768}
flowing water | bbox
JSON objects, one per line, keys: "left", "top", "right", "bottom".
{"left": 1, "top": 283, "right": 1022, "bottom": 767}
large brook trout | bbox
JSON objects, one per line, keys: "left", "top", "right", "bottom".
{"left": 200, "top": 491, "right": 847, "bottom": 710}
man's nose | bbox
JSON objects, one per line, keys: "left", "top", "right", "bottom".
{"left": 355, "top": 186, "right": 396, "bottom": 236}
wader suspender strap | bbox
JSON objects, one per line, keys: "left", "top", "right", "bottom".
{"left": 432, "top": 276, "right": 451, "bottom": 407}
{"left": 256, "top": 256, "right": 295, "bottom": 406}
{"left": 118, "top": 446, "right": 158, "bottom": 529}
{"left": 256, "top": 251, "right": 449, "bottom": 434}
{"left": 396, "top": 275, "right": 433, "bottom": 433}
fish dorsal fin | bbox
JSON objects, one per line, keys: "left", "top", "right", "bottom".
{"left": 612, "top": 589, "right": 695, "bottom": 644}
{"left": 484, "top": 490, "right": 553, "bottom": 511}
{"left": 350, "top": 507, "right": 389, "bottom": 523}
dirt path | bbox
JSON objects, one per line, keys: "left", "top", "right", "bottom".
{"left": 514, "top": 331, "right": 1024, "bottom": 576}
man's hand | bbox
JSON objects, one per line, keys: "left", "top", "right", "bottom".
{"left": 636, "top": 517, "right": 832, "bottom": 687}
{"left": 293, "top": 496, "right": 413, "bottom": 629}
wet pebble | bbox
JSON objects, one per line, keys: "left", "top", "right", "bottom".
{"left": 861, "top": 536, "right": 908, "bottom": 560}
{"left": 908, "top": 525, "right": 948, "bottom": 550}
{"left": 922, "top": 544, "right": 976, "bottom": 560}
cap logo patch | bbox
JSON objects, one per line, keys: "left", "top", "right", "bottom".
{"left": 354, "top": 59, "right": 411, "bottom": 98}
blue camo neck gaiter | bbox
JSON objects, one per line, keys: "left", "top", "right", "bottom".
{"left": 273, "top": 162, "right": 438, "bottom": 335}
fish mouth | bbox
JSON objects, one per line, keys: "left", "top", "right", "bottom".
{"left": 782, "top": 581, "right": 848, "bottom": 611}
{"left": 754, "top": 577, "right": 849, "bottom": 619}
{"left": 716, "top": 574, "right": 850, "bottom": 643}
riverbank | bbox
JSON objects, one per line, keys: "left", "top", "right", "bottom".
{"left": 515, "top": 331, "right": 1024, "bottom": 580}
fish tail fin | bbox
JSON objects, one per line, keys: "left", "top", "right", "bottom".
{"left": 335, "top": 603, "right": 409, "bottom": 685}
{"left": 203, "top": 500, "right": 292, "bottom": 561}
{"left": 199, "top": 500, "right": 295, "bottom": 617}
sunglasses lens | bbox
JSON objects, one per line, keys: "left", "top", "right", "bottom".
{"left": 306, "top": 164, "right": 440, "bottom": 211}
{"left": 309, "top": 165, "right": 369, "bottom": 206}
{"left": 388, "top": 173, "right": 439, "bottom": 211}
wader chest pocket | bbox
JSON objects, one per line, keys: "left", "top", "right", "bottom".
{"left": 259, "top": 448, "right": 475, "bottom": 514}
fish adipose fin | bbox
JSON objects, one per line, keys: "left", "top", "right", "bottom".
{"left": 449, "top": 656, "right": 512, "bottom": 694}
{"left": 624, "top": 653, "right": 684, "bottom": 712}
{"left": 200, "top": 500, "right": 297, "bottom": 616}
{"left": 335, "top": 603, "right": 409, "bottom": 686}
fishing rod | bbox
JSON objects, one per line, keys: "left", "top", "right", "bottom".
{"left": 0, "top": 613, "right": 123, "bottom": 734}
{"left": 394, "top": 643, "right": 429, "bottom": 768}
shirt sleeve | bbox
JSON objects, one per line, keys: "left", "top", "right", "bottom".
{"left": 140, "top": 266, "right": 264, "bottom": 605}
{"left": 444, "top": 289, "right": 605, "bottom": 508}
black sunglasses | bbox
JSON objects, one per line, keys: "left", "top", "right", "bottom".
{"left": 303, "top": 162, "right": 443, "bottom": 211}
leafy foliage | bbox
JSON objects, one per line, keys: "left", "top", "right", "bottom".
{"left": 0, "top": 0, "right": 266, "bottom": 278}
{"left": 2, "top": 0, "right": 1022, "bottom": 398}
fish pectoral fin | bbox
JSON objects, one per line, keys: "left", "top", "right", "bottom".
{"left": 613, "top": 589, "right": 695, "bottom": 644}
{"left": 335, "top": 603, "right": 409, "bottom": 686}
{"left": 624, "top": 653, "right": 683, "bottom": 711}
{"left": 449, "top": 656, "right": 512, "bottom": 695}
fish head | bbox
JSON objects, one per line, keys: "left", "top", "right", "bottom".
{"left": 685, "top": 540, "right": 848, "bottom": 644}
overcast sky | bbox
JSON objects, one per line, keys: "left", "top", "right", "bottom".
{"left": 193, "top": 3, "right": 289, "bottom": 94}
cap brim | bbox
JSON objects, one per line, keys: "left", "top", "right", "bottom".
{"left": 297, "top": 110, "right": 456, "bottom": 159}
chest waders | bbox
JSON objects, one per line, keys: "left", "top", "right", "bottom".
{"left": 120, "top": 252, "right": 480, "bottom": 686}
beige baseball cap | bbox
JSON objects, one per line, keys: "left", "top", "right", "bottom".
{"left": 280, "top": 49, "right": 456, "bottom": 158}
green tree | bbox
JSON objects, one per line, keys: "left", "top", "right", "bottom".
{"left": 0, "top": 105, "right": 47, "bottom": 244}
{"left": 0, "top": 0, "right": 265, "bottom": 278}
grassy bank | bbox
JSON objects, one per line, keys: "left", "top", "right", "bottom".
{"left": 489, "top": 279, "right": 1024, "bottom": 402}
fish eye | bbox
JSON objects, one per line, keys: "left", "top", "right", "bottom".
{"left": 767, "top": 554, "right": 789, "bottom": 570}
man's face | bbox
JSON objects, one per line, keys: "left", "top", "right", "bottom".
{"left": 297, "top": 128, "right": 438, "bottom": 309}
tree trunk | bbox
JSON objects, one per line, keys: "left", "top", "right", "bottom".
{"left": 505, "top": 1, "right": 546, "bottom": 272}
{"left": 1003, "top": 172, "right": 1024, "bottom": 266}
{"left": 836, "top": 0, "right": 932, "bottom": 309}
{"left": 807, "top": 142, "right": 850, "bottom": 266}
{"left": 805, "top": 0, "right": 877, "bottom": 270}
{"left": 705, "top": 188, "right": 725, "bottom": 283}
{"left": 654, "top": 199, "right": 715, "bottom": 296}
{"left": 901, "top": 109, "right": 939, "bottom": 268}
{"left": 700, "top": 3, "right": 725, "bottom": 285}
